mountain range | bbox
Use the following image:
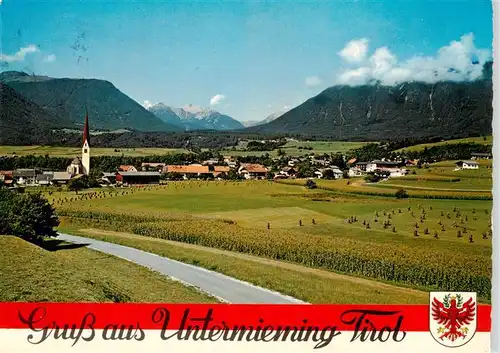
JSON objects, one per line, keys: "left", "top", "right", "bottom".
{"left": 146, "top": 103, "right": 244, "bottom": 131}
{"left": 0, "top": 82, "right": 67, "bottom": 145}
{"left": 242, "top": 110, "right": 288, "bottom": 127}
{"left": 0, "top": 61, "right": 494, "bottom": 143}
{"left": 248, "top": 62, "right": 493, "bottom": 140}
{"left": 0, "top": 71, "right": 181, "bottom": 132}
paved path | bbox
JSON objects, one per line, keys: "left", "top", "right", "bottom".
{"left": 58, "top": 233, "right": 306, "bottom": 304}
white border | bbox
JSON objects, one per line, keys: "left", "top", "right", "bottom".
{"left": 492, "top": 2, "right": 499, "bottom": 353}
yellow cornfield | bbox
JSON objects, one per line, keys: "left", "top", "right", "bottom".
{"left": 60, "top": 210, "right": 491, "bottom": 301}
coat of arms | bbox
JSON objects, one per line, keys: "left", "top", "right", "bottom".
{"left": 429, "top": 292, "right": 477, "bottom": 347}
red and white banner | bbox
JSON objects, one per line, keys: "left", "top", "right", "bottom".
{"left": 0, "top": 297, "right": 492, "bottom": 352}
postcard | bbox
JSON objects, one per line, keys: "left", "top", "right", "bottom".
{"left": 0, "top": 0, "right": 496, "bottom": 352}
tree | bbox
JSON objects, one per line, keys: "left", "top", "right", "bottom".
{"left": 395, "top": 189, "right": 409, "bottom": 199}
{"left": 226, "top": 169, "right": 243, "bottom": 180}
{"left": 322, "top": 169, "right": 335, "bottom": 180}
{"left": 364, "top": 172, "right": 381, "bottom": 183}
{"left": 67, "top": 177, "right": 85, "bottom": 194}
{"left": 0, "top": 189, "right": 59, "bottom": 241}
{"left": 331, "top": 153, "right": 346, "bottom": 170}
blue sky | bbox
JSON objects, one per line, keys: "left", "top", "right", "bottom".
{"left": 0, "top": 0, "right": 494, "bottom": 122}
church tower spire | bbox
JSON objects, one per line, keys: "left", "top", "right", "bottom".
{"left": 82, "top": 108, "right": 90, "bottom": 175}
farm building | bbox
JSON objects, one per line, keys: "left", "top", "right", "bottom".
{"left": 99, "top": 172, "right": 118, "bottom": 184}
{"left": 36, "top": 173, "right": 53, "bottom": 186}
{"left": 0, "top": 171, "right": 13, "bottom": 186}
{"left": 238, "top": 164, "right": 268, "bottom": 179}
{"left": 12, "top": 169, "right": 40, "bottom": 185}
{"left": 355, "top": 162, "right": 369, "bottom": 171}
{"left": 119, "top": 165, "right": 138, "bottom": 172}
{"left": 314, "top": 167, "right": 343, "bottom": 179}
{"left": 455, "top": 161, "right": 479, "bottom": 170}
{"left": 116, "top": 171, "right": 161, "bottom": 184}
{"left": 202, "top": 158, "right": 220, "bottom": 165}
{"left": 348, "top": 166, "right": 365, "bottom": 177}
{"left": 163, "top": 165, "right": 214, "bottom": 179}
{"left": 51, "top": 172, "right": 73, "bottom": 184}
{"left": 279, "top": 167, "right": 297, "bottom": 178}
{"left": 212, "top": 166, "right": 231, "bottom": 178}
{"left": 366, "top": 160, "right": 405, "bottom": 172}
{"left": 365, "top": 160, "right": 407, "bottom": 177}
{"left": 471, "top": 152, "right": 492, "bottom": 160}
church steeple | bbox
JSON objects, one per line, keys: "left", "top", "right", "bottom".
{"left": 83, "top": 107, "right": 90, "bottom": 146}
{"left": 81, "top": 108, "right": 90, "bottom": 175}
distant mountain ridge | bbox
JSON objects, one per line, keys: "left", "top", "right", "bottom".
{"left": 146, "top": 103, "right": 244, "bottom": 131}
{"left": 241, "top": 109, "right": 289, "bottom": 127}
{"left": 0, "top": 71, "right": 181, "bottom": 132}
{"left": 0, "top": 82, "right": 74, "bottom": 144}
{"left": 248, "top": 63, "right": 493, "bottom": 140}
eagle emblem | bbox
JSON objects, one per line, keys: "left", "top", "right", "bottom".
{"left": 429, "top": 292, "right": 477, "bottom": 347}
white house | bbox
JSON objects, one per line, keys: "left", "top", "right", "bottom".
{"left": 278, "top": 167, "right": 297, "bottom": 178}
{"left": 314, "top": 167, "right": 343, "bottom": 179}
{"left": 366, "top": 160, "right": 403, "bottom": 173}
{"left": 238, "top": 164, "right": 268, "bottom": 179}
{"left": 388, "top": 168, "right": 408, "bottom": 177}
{"left": 365, "top": 160, "right": 407, "bottom": 177}
{"left": 348, "top": 167, "right": 365, "bottom": 177}
{"left": 455, "top": 160, "right": 479, "bottom": 170}
{"left": 471, "top": 152, "right": 491, "bottom": 160}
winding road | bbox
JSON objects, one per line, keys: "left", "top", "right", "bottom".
{"left": 58, "top": 233, "right": 306, "bottom": 304}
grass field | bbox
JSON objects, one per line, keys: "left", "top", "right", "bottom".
{"left": 51, "top": 171, "right": 492, "bottom": 302}
{"left": 395, "top": 136, "right": 492, "bottom": 152}
{"left": 0, "top": 146, "right": 190, "bottom": 157}
{"left": 0, "top": 140, "right": 367, "bottom": 158}
{"left": 221, "top": 140, "right": 369, "bottom": 157}
{"left": 276, "top": 160, "right": 492, "bottom": 199}
{"left": 0, "top": 235, "right": 218, "bottom": 302}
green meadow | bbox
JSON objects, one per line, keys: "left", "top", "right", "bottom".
{"left": 0, "top": 235, "right": 218, "bottom": 303}
{"left": 395, "top": 136, "right": 492, "bottom": 153}
{"left": 52, "top": 162, "right": 492, "bottom": 303}
{"left": 221, "top": 140, "right": 369, "bottom": 157}
{"left": 0, "top": 145, "right": 189, "bottom": 157}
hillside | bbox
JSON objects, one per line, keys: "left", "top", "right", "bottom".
{"left": 248, "top": 75, "right": 493, "bottom": 140}
{"left": 147, "top": 103, "right": 244, "bottom": 131}
{"left": 0, "top": 83, "right": 74, "bottom": 145}
{"left": 395, "top": 136, "right": 493, "bottom": 153}
{"left": 0, "top": 71, "right": 182, "bottom": 132}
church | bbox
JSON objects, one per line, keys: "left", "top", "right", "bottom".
{"left": 67, "top": 109, "right": 91, "bottom": 176}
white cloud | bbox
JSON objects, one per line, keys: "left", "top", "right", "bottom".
{"left": 336, "top": 33, "right": 491, "bottom": 86}
{"left": 305, "top": 76, "right": 322, "bottom": 87}
{"left": 338, "top": 38, "right": 369, "bottom": 63}
{"left": 210, "top": 94, "right": 226, "bottom": 106}
{"left": 0, "top": 44, "right": 39, "bottom": 62}
{"left": 43, "top": 54, "right": 56, "bottom": 63}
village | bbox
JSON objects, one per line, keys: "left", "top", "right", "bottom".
{"left": 0, "top": 153, "right": 488, "bottom": 188}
